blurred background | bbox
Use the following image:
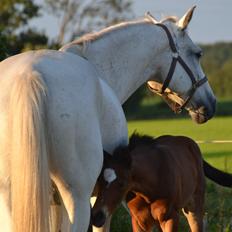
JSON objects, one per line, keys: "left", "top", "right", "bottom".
{"left": 0, "top": 0, "right": 232, "bottom": 231}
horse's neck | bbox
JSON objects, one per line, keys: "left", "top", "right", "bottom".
{"left": 82, "top": 23, "right": 166, "bottom": 103}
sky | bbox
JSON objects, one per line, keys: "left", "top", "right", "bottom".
{"left": 31, "top": 0, "right": 232, "bottom": 44}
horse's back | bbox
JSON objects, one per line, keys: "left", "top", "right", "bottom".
{"left": 155, "top": 135, "right": 202, "bottom": 165}
{"left": 0, "top": 49, "right": 103, "bottom": 127}
{"left": 0, "top": 49, "right": 103, "bottom": 152}
{"left": 155, "top": 135, "right": 204, "bottom": 204}
{"left": 132, "top": 135, "right": 204, "bottom": 205}
{"left": 0, "top": 50, "right": 106, "bottom": 185}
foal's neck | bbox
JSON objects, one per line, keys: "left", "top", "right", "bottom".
{"left": 128, "top": 152, "right": 158, "bottom": 200}
{"left": 82, "top": 21, "right": 167, "bottom": 103}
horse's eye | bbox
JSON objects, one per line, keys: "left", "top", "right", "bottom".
{"left": 196, "top": 51, "right": 203, "bottom": 58}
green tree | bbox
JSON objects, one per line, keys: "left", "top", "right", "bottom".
{"left": 0, "top": 0, "right": 39, "bottom": 36}
{"left": 210, "top": 59, "right": 232, "bottom": 98}
{"left": 0, "top": 0, "right": 49, "bottom": 60}
{"left": 0, "top": 34, "right": 8, "bottom": 60}
{"left": 201, "top": 42, "right": 232, "bottom": 99}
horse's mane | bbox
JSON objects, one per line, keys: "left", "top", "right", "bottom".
{"left": 109, "top": 133, "right": 157, "bottom": 166}
{"left": 160, "top": 16, "right": 178, "bottom": 23}
{"left": 128, "top": 133, "right": 156, "bottom": 151}
{"left": 68, "top": 15, "right": 178, "bottom": 46}
{"left": 71, "top": 19, "right": 149, "bottom": 45}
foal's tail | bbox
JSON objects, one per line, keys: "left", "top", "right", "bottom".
{"left": 203, "top": 160, "right": 232, "bottom": 187}
{"left": 9, "top": 71, "right": 50, "bottom": 232}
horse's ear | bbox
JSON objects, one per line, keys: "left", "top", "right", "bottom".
{"left": 177, "top": 6, "right": 196, "bottom": 31}
{"left": 145, "top": 11, "right": 158, "bottom": 24}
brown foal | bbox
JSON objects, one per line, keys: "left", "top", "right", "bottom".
{"left": 91, "top": 133, "right": 232, "bottom": 232}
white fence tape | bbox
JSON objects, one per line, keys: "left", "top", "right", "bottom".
{"left": 196, "top": 140, "right": 232, "bottom": 144}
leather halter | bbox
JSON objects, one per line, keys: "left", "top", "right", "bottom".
{"left": 149, "top": 23, "right": 208, "bottom": 113}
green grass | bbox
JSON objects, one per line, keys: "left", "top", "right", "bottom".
{"left": 125, "top": 97, "right": 232, "bottom": 120}
{"left": 110, "top": 116, "right": 232, "bottom": 232}
{"left": 128, "top": 116, "right": 232, "bottom": 172}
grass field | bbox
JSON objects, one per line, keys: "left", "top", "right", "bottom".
{"left": 110, "top": 116, "right": 232, "bottom": 232}
{"left": 128, "top": 116, "right": 232, "bottom": 172}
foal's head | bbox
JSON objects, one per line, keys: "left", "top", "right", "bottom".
{"left": 92, "top": 148, "right": 131, "bottom": 227}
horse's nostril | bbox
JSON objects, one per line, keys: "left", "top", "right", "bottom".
{"left": 92, "top": 210, "right": 106, "bottom": 228}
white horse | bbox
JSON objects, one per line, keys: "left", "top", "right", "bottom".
{"left": 0, "top": 6, "right": 216, "bottom": 232}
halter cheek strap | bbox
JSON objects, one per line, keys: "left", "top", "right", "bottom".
{"left": 155, "top": 23, "right": 208, "bottom": 113}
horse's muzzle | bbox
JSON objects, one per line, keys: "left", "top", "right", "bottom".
{"left": 91, "top": 210, "right": 106, "bottom": 228}
{"left": 189, "top": 97, "right": 216, "bottom": 124}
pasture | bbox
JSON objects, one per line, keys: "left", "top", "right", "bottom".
{"left": 111, "top": 116, "right": 232, "bottom": 231}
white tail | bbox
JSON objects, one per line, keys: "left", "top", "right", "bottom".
{"left": 9, "top": 71, "right": 50, "bottom": 232}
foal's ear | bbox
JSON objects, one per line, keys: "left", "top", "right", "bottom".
{"left": 177, "top": 6, "right": 196, "bottom": 31}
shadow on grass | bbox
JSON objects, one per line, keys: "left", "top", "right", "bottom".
{"left": 216, "top": 99, "right": 232, "bottom": 116}
{"left": 204, "top": 151, "right": 232, "bottom": 159}
{"left": 124, "top": 99, "right": 232, "bottom": 120}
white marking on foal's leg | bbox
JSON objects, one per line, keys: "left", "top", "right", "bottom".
{"left": 103, "top": 168, "right": 117, "bottom": 184}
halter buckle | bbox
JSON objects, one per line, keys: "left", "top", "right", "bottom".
{"left": 174, "top": 107, "right": 182, "bottom": 114}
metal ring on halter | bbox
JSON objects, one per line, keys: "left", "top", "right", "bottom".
{"left": 172, "top": 52, "right": 179, "bottom": 59}
{"left": 154, "top": 23, "right": 208, "bottom": 113}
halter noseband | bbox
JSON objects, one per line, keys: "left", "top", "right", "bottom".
{"left": 150, "top": 23, "right": 208, "bottom": 113}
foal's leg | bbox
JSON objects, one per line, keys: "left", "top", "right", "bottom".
{"left": 127, "top": 196, "right": 155, "bottom": 232}
{"left": 182, "top": 195, "right": 204, "bottom": 232}
{"left": 183, "top": 177, "right": 205, "bottom": 232}
{"left": 131, "top": 216, "right": 147, "bottom": 232}
{"left": 151, "top": 200, "right": 179, "bottom": 232}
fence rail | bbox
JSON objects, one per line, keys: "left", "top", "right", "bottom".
{"left": 196, "top": 140, "right": 232, "bottom": 144}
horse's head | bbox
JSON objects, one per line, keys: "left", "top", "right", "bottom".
{"left": 92, "top": 148, "right": 131, "bottom": 228}
{"left": 147, "top": 6, "right": 216, "bottom": 124}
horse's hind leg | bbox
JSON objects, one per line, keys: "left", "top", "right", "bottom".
{"left": 52, "top": 148, "right": 102, "bottom": 232}
{"left": 183, "top": 176, "right": 205, "bottom": 232}
{"left": 50, "top": 128, "right": 103, "bottom": 232}
{"left": 151, "top": 200, "right": 179, "bottom": 232}
{"left": 182, "top": 189, "right": 205, "bottom": 232}
{"left": 182, "top": 198, "right": 204, "bottom": 232}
